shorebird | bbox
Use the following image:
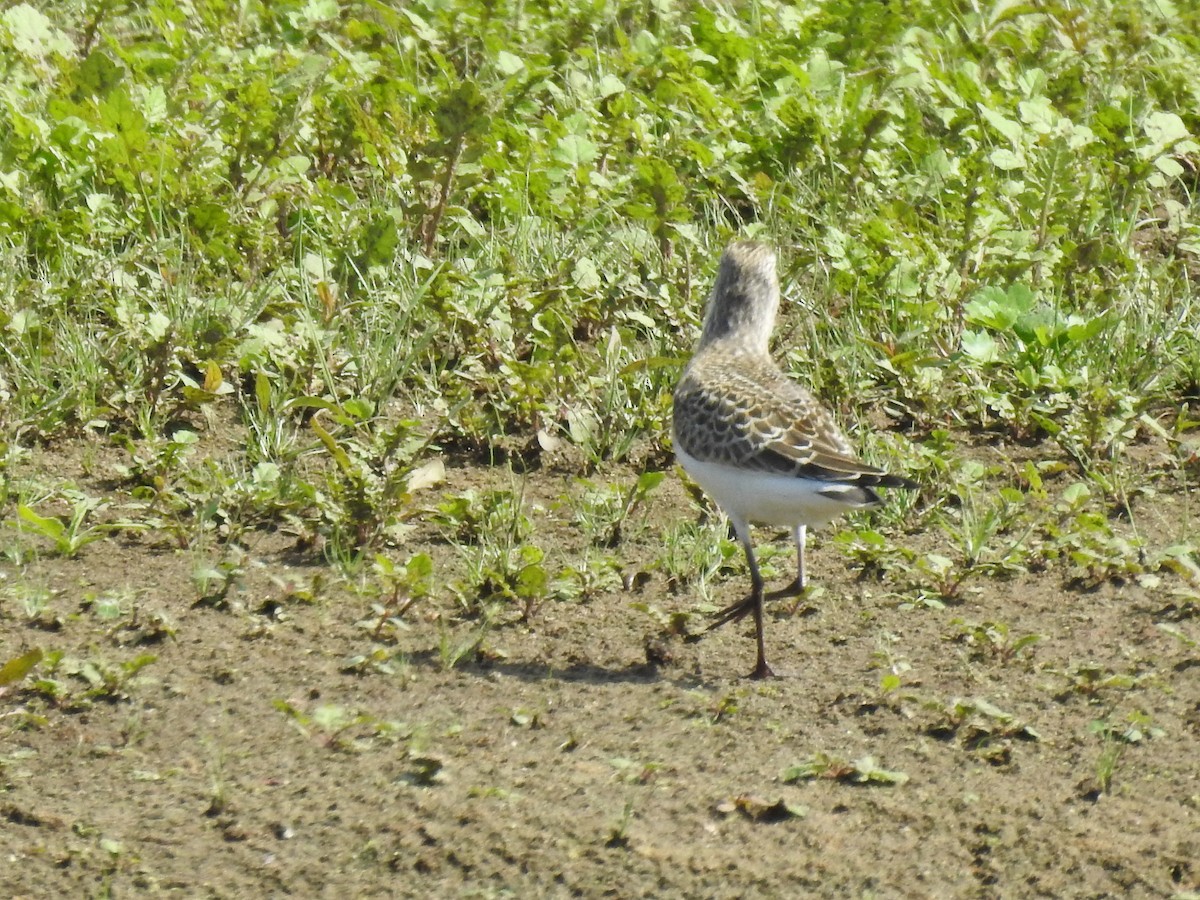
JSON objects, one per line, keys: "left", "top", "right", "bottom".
{"left": 672, "top": 240, "right": 917, "bottom": 678}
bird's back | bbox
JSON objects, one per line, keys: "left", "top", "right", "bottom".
{"left": 673, "top": 343, "right": 895, "bottom": 485}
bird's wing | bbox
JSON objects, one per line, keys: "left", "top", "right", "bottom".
{"left": 674, "top": 355, "right": 905, "bottom": 486}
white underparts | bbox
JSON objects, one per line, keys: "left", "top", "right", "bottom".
{"left": 675, "top": 443, "right": 880, "bottom": 531}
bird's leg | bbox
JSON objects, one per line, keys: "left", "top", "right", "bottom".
{"left": 748, "top": 574, "right": 772, "bottom": 680}
{"left": 772, "top": 524, "right": 806, "bottom": 596}
{"left": 772, "top": 524, "right": 817, "bottom": 617}
{"left": 763, "top": 524, "right": 809, "bottom": 605}
{"left": 794, "top": 524, "right": 807, "bottom": 594}
{"left": 707, "top": 538, "right": 761, "bottom": 630}
{"left": 708, "top": 521, "right": 774, "bottom": 679}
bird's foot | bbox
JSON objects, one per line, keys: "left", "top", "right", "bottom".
{"left": 748, "top": 659, "right": 776, "bottom": 680}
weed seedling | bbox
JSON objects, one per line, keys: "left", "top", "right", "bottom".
{"left": 9, "top": 494, "right": 108, "bottom": 557}
{"left": 781, "top": 753, "right": 908, "bottom": 786}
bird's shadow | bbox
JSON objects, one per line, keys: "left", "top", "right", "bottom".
{"left": 401, "top": 646, "right": 725, "bottom": 690}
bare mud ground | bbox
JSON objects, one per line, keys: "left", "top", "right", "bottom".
{"left": 2, "top": 435, "right": 1199, "bottom": 899}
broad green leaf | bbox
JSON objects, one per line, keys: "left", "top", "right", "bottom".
{"left": 567, "top": 407, "right": 597, "bottom": 443}
{"left": 988, "top": 0, "right": 1039, "bottom": 29}
{"left": 146, "top": 312, "right": 170, "bottom": 343}
{"left": 0, "top": 648, "right": 43, "bottom": 686}
{"left": 341, "top": 397, "right": 374, "bottom": 420}
{"left": 971, "top": 698, "right": 1013, "bottom": 720}
{"left": 406, "top": 552, "right": 433, "bottom": 581}
{"left": 73, "top": 49, "right": 125, "bottom": 97}
{"left": 18, "top": 505, "right": 64, "bottom": 540}
{"left": 406, "top": 459, "right": 445, "bottom": 492}
{"left": 963, "top": 284, "right": 1034, "bottom": 330}
{"left": 961, "top": 329, "right": 998, "bottom": 363}
{"left": 851, "top": 757, "right": 909, "bottom": 785}
{"left": 1141, "top": 111, "right": 1189, "bottom": 150}
{"left": 572, "top": 257, "right": 601, "bottom": 290}
{"left": 3, "top": 4, "right": 73, "bottom": 57}
{"left": 1066, "top": 315, "right": 1109, "bottom": 343}
{"left": 1061, "top": 482, "right": 1091, "bottom": 505}
{"left": 251, "top": 462, "right": 280, "bottom": 487}
{"left": 312, "top": 704, "right": 348, "bottom": 730}
{"left": 516, "top": 562, "right": 548, "bottom": 599}
{"left": 362, "top": 215, "right": 400, "bottom": 266}
{"left": 98, "top": 88, "right": 147, "bottom": 147}
{"left": 636, "top": 471, "right": 665, "bottom": 494}
{"left": 143, "top": 85, "right": 167, "bottom": 122}
{"left": 203, "top": 360, "right": 223, "bottom": 393}
{"left": 1154, "top": 156, "right": 1184, "bottom": 178}
{"left": 1017, "top": 97, "right": 1056, "bottom": 134}
{"left": 255, "top": 371, "right": 272, "bottom": 416}
{"left": 596, "top": 73, "right": 625, "bottom": 98}
{"left": 989, "top": 148, "right": 1024, "bottom": 170}
{"left": 553, "top": 134, "right": 597, "bottom": 167}
{"left": 978, "top": 105, "right": 1023, "bottom": 143}
{"left": 495, "top": 50, "right": 524, "bottom": 75}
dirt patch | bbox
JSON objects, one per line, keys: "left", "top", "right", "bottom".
{"left": 2, "top": 438, "right": 1199, "bottom": 898}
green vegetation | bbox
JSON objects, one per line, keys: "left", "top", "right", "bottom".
{"left": 782, "top": 752, "right": 908, "bottom": 786}
{"left": 0, "top": 0, "right": 1194, "bottom": 566}
{"left": 0, "top": 0, "right": 1197, "bottom": 567}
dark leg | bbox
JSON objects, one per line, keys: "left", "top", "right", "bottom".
{"left": 707, "top": 520, "right": 774, "bottom": 679}
{"left": 748, "top": 576, "right": 772, "bottom": 680}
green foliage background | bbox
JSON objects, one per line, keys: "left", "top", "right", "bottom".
{"left": 1, "top": 0, "right": 1198, "bottom": 557}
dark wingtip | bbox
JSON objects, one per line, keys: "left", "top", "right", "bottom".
{"left": 878, "top": 474, "right": 919, "bottom": 490}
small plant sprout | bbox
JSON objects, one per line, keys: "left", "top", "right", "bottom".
{"left": 714, "top": 794, "right": 806, "bottom": 822}
{"left": 365, "top": 552, "right": 434, "bottom": 639}
{"left": 192, "top": 556, "right": 246, "bottom": 609}
{"left": 1156, "top": 620, "right": 1198, "bottom": 650}
{"left": 952, "top": 619, "right": 1044, "bottom": 663}
{"left": 437, "top": 618, "right": 494, "bottom": 672}
{"left": 921, "top": 697, "right": 1041, "bottom": 763}
{"left": 0, "top": 648, "right": 44, "bottom": 692}
{"left": 1054, "top": 663, "right": 1151, "bottom": 700}
{"left": 575, "top": 470, "right": 665, "bottom": 548}
{"left": 605, "top": 800, "right": 636, "bottom": 848}
{"left": 781, "top": 753, "right": 909, "bottom": 786}
{"left": 25, "top": 651, "right": 157, "bottom": 710}
{"left": 1086, "top": 713, "right": 1160, "bottom": 796}
{"left": 9, "top": 493, "right": 109, "bottom": 557}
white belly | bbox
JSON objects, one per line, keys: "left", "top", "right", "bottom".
{"left": 675, "top": 445, "right": 878, "bottom": 530}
